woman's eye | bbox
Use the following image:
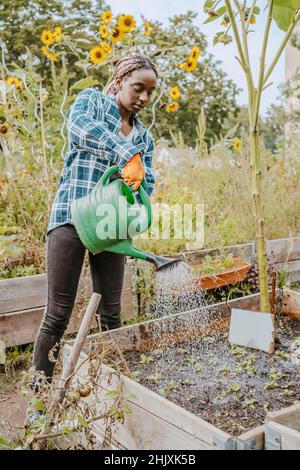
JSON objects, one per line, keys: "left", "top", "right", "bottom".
{"left": 134, "top": 87, "right": 143, "bottom": 92}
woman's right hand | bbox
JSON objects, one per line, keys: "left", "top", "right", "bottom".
{"left": 121, "top": 153, "right": 145, "bottom": 192}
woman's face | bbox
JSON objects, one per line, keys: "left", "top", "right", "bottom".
{"left": 117, "top": 68, "right": 157, "bottom": 114}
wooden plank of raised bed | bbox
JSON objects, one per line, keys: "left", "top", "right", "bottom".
{"left": 266, "top": 238, "right": 300, "bottom": 264}
{"left": 0, "top": 264, "right": 134, "bottom": 315}
{"left": 69, "top": 350, "right": 233, "bottom": 450}
{"left": 282, "top": 289, "right": 300, "bottom": 320}
{"left": 265, "top": 403, "right": 300, "bottom": 450}
{"left": 174, "top": 237, "right": 300, "bottom": 265}
{"left": 83, "top": 291, "right": 263, "bottom": 353}
{"left": 0, "top": 303, "right": 93, "bottom": 347}
{"left": 274, "top": 260, "right": 300, "bottom": 285}
{"left": 236, "top": 425, "right": 265, "bottom": 450}
{"left": 265, "top": 422, "right": 300, "bottom": 450}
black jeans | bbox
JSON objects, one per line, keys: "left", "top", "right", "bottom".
{"left": 33, "top": 223, "right": 125, "bottom": 381}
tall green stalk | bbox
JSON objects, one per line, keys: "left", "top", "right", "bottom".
{"left": 224, "top": 0, "right": 300, "bottom": 312}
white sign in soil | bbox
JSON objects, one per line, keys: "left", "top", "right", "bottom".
{"left": 229, "top": 308, "right": 274, "bottom": 353}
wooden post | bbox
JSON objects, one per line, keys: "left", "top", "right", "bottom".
{"left": 50, "top": 292, "right": 101, "bottom": 409}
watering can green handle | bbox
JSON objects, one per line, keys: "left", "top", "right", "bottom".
{"left": 102, "top": 165, "right": 152, "bottom": 233}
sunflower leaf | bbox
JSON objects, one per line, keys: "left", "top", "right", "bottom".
{"left": 70, "top": 77, "right": 100, "bottom": 91}
{"left": 204, "top": 7, "right": 227, "bottom": 24}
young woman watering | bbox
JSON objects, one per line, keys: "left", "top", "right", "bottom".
{"left": 33, "top": 55, "right": 158, "bottom": 382}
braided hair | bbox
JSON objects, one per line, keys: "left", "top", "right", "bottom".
{"left": 103, "top": 55, "right": 158, "bottom": 95}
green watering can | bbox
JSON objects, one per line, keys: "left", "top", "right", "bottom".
{"left": 71, "top": 166, "right": 180, "bottom": 271}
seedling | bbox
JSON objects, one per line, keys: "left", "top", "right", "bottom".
{"left": 184, "top": 379, "right": 195, "bottom": 386}
{"left": 243, "top": 399, "right": 257, "bottom": 409}
{"left": 146, "top": 372, "right": 161, "bottom": 384}
{"left": 139, "top": 354, "right": 155, "bottom": 365}
{"left": 264, "top": 380, "right": 279, "bottom": 390}
{"left": 231, "top": 344, "right": 246, "bottom": 356}
{"left": 187, "top": 356, "right": 196, "bottom": 366}
{"left": 178, "top": 348, "right": 188, "bottom": 355}
{"left": 194, "top": 363, "right": 203, "bottom": 373}
{"left": 230, "top": 383, "right": 241, "bottom": 393}
{"left": 218, "top": 364, "right": 231, "bottom": 375}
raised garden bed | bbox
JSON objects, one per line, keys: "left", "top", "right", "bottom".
{"left": 63, "top": 288, "right": 300, "bottom": 450}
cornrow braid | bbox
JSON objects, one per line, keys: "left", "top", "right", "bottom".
{"left": 103, "top": 55, "right": 158, "bottom": 95}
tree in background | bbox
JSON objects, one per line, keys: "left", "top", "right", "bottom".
{"left": 0, "top": 5, "right": 239, "bottom": 145}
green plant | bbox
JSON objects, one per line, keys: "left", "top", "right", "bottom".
{"left": 204, "top": 0, "right": 300, "bottom": 313}
{"left": 139, "top": 354, "right": 155, "bottom": 365}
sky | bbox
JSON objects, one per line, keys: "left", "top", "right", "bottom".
{"left": 108, "top": 0, "right": 286, "bottom": 114}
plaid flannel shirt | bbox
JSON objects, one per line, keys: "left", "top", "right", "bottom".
{"left": 47, "top": 87, "right": 156, "bottom": 237}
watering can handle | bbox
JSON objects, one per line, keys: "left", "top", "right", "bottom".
{"left": 101, "top": 166, "right": 152, "bottom": 232}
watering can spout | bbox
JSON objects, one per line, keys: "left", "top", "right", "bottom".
{"left": 145, "top": 254, "right": 182, "bottom": 272}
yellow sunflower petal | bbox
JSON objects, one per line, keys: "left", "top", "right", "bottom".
{"left": 118, "top": 15, "right": 136, "bottom": 33}
{"left": 41, "top": 46, "right": 58, "bottom": 62}
{"left": 168, "top": 86, "right": 180, "bottom": 100}
{"left": 166, "top": 102, "right": 179, "bottom": 113}
{"left": 100, "top": 41, "right": 112, "bottom": 54}
{"left": 102, "top": 10, "right": 113, "bottom": 23}
{"left": 110, "top": 27, "right": 123, "bottom": 43}
{"left": 89, "top": 46, "right": 108, "bottom": 64}
{"left": 41, "top": 29, "right": 55, "bottom": 46}
{"left": 190, "top": 46, "right": 201, "bottom": 60}
{"left": 144, "top": 21, "right": 151, "bottom": 36}
{"left": 99, "top": 24, "right": 109, "bottom": 39}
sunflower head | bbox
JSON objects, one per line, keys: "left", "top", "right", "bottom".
{"left": 145, "top": 22, "right": 151, "bottom": 36}
{"left": 41, "top": 46, "right": 58, "bottom": 62}
{"left": 90, "top": 46, "right": 108, "bottom": 64}
{"left": 100, "top": 41, "right": 112, "bottom": 55}
{"left": 249, "top": 15, "right": 256, "bottom": 24}
{"left": 190, "top": 46, "right": 201, "bottom": 60}
{"left": 99, "top": 24, "right": 109, "bottom": 39}
{"left": 41, "top": 29, "right": 55, "bottom": 46}
{"left": 118, "top": 15, "right": 136, "bottom": 33}
{"left": 184, "top": 58, "right": 197, "bottom": 73}
{"left": 53, "top": 26, "right": 62, "bottom": 42}
{"left": 110, "top": 27, "right": 123, "bottom": 43}
{"left": 169, "top": 86, "right": 180, "bottom": 101}
{"left": 102, "top": 10, "right": 113, "bottom": 23}
{"left": 166, "top": 102, "right": 179, "bottom": 113}
{"left": 6, "top": 76, "right": 23, "bottom": 91}
{"left": 233, "top": 138, "right": 242, "bottom": 152}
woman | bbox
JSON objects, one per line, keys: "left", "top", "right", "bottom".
{"left": 33, "top": 55, "right": 158, "bottom": 382}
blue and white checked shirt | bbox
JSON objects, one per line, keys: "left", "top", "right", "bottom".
{"left": 47, "top": 87, "right": 156, "bottom": 237}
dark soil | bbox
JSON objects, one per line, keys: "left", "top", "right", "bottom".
{"left": 121, "top": 314, "right": 300, "bottom": 436}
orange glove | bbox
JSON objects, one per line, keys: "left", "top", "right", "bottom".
{"left": 121, "top": 153, "right": 145, "bottom": 192}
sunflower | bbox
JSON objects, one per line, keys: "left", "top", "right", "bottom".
{"left": 41, "top": 46, "right": 58, "bottom": 62}
{"left": 100, "top": 41, "right": 112, "bottom": 55}
{"left": 184, "top": 58, "right": 198, "bottom": 73}
{"left": 249, "top": 15, "right": 256, "bottom": 24}
{"left": 6, "top": 76, "right": 23, "bottom": 91}
{"left": 144, "top": 21, "right": 151, "bottom": 36}
{"left": 89, "top": 46, "right": 107, "bottom": 64}
{"left": 233, "top": 138, "right": 242, "bottom": 152}
{"left": 53, "top": 26, "right": 62, "bottom": 43}
{"left": 168, "top": 86, "right": 180, "bottom": 101}
{"left": 166, "top": 102, "right": 179, "bottom": 113}
{"left": 118, "top": 15, "right": 136, "bottom": 33}
{"left": 110, "top": 27, "right": 123, "bottom": 43}
{"left": 41, "top": 29, "right": 55, "bottom": 46}
{"left": 102, "top": 10, "right": 113, "bottom": 23}
{"left": 190, "top": 46, "right": 201, "bottom": 60}
{"left": 99, "top": 24, "right": 109, "bottom": 39}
